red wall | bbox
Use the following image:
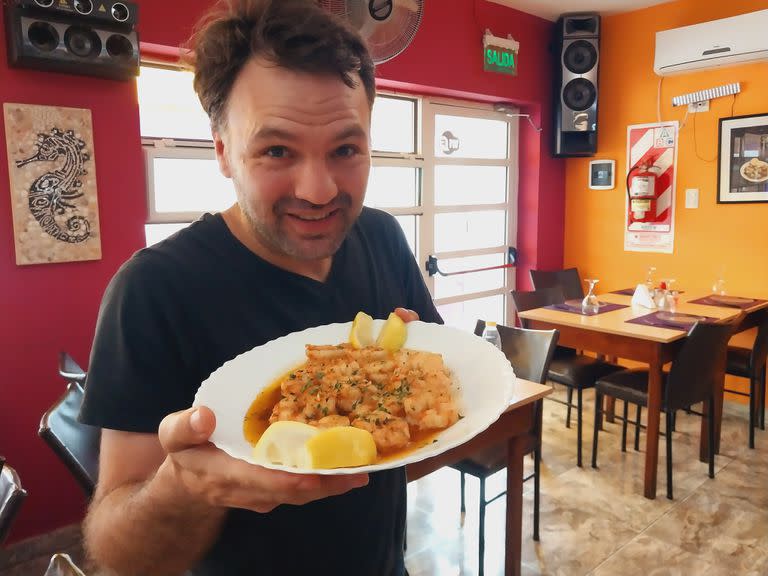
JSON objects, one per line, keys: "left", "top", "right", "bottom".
{"left": 0, "top": 0, "right": 563, "bottom": 542}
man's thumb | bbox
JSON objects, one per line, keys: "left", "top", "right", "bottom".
{"left": 159, "top": 406, "right": 216, "bottom": 453}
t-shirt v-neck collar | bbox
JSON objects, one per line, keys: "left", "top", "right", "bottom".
{"left": 207, "top": 212, "right": 347, "bottom": 289}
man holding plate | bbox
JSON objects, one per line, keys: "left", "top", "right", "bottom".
{"left": 80, "top": 1, "right": 441, "bottom": 574}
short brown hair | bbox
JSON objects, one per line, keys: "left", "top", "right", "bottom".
{"left": 186, "top": 0, "right": 376, "bottom": 131}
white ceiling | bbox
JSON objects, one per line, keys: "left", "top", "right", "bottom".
{"left": 487, "top": 0, "right": 673, "bottom": 22}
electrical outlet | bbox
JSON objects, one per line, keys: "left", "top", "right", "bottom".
{"left": 688, "top": 100, "right": 710, "bottom": 113}
{"left": 685, "top": 188, "right": 699, "bottom": 208}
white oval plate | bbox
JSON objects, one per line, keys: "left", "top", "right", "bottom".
{"left": 194, "top": 320, "right": 516, "bottom": 475}
{"left": 740, "top": 159, "right": 768, "bottom": 183}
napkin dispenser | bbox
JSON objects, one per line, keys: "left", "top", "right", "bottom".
{"left": 631, "top": 284, "right": 657, "bottom": 309}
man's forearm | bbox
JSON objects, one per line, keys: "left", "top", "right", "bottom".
{"left": 84, "top": 460, "right": 227, "bottom": 576}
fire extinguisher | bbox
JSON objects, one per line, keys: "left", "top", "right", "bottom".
{"left": 626, "top": 164, "right": 660, "bottom": 221}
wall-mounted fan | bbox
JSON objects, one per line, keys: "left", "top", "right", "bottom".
{"left": 319, "top": 0, "right": 424, "bottom": 64}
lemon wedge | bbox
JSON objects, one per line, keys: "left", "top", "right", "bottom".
{"left": 375, "top": 312, "right": 407, "bottom": 352}
{"left": 349, "top": 311, "right": 374, "bottom": 349}
{"left": 302, "top": 426, "right": 377, "bottom": 469}
{"left": 252, "top": 421, "right": 319, "bottom": 467}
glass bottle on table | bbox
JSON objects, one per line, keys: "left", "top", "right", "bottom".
{"left": 582, "top": 279, "right": 600, "bottom": 315}
{"left": 482, "top": 321, "right": 501, "bottom": 349}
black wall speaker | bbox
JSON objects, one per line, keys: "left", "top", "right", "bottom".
{"left": 552, "top": 13, "right": 600, "bottom": 157}
{"left": 4, "top": 0, "right": 140, "bottom": 81}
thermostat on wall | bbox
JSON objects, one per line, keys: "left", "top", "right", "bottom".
{"left": 589, "top": 159, "right": 615, "bottom": 190}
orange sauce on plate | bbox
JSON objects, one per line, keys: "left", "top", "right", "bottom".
{"left": 243, "top": 367, "right": 445, "bottom": 464}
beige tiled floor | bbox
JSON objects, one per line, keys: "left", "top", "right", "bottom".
{"left": 405, "top": 387, "right": 768, "bottom": 576}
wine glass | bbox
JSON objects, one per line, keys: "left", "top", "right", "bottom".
{"left": 712, "top": 277, "right": 726, "bottom": 295}
{"left": 582, "top": 279, "right": 600, "bottom": 315}
{"left": 645, "top": 266, "right": 657, "bottom": 291}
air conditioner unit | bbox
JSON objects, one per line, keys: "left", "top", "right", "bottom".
{"left": 654, "top": 9, "right": 768, "bottom": 76}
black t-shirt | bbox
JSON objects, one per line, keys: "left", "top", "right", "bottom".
{"left": 81, "top": 207, "right": 441, "bottom": 576}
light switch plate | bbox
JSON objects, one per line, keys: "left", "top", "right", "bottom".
{"left": 685, "top": 188, "right": 699, "bottom": 208}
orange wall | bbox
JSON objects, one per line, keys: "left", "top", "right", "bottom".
{"left": 564, "top": 0, "right": 768, "bottom": 401}
{"left": 564, "top": 0, "right": 768, "bottom": 297}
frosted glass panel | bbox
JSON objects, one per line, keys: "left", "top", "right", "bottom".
{"left": 434, "top": 114, "right": 508, "bottom": 159}
{"left": 365, "top": 166, "right": 419, "bottom": 208}
{"left": 434, "top": 210, "right": 506, "bottom": 253}
{"left": 138, "top": 67, "right": 211, "bottom": 140}
{"left": 434, "top": 253, "right": 506, "bottom": 299}
{"left": 153, "top": 158, "right": 236, "bottom": 213}
{"left": 145, "top": 223, "right": 190, "bottom": 246}
{"left": 435, "top": 165, "right": 507, "bottom": 206}
{"left": 437, "top": 294, "right": 505, "bottom": 333}
{"left": 371, "top": 97, "right": 416, "bottom": 153}
{"left": 394, "top": 215, "right": 417, "bottom": 255}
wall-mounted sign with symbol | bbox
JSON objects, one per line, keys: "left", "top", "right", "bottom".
{"left": 483, "top": 30, "right": 519, "bottom": 76}
{"left": 440, "top": 131, "right": 460, "bottom": 155}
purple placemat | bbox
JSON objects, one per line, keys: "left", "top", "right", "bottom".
{"left": 545, "top": 302, "right": 629, "bottom": 316}
{"left": 626, "top": 311, "right": 716, "bottom": 331}
{"left": 687, "top": 295, "right": 767, "bottom": 310}
{"left": 612, "top": 287, "right": 686, "bottom": 296}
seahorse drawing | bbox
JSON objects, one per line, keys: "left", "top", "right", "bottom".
{"left": 15, "top": 127, "right": 91, "bottom": 243}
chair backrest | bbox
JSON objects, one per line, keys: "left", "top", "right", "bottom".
{"left": 749, "top": 314, "right": 768, "bottom": 374}
{"left": 0, "top": 463, "right": 28, "bottom": 545}
{"left": 497, "top": 325, "right": 559, "bottom": 384}
{"left": 667, "top": 317, "right": 741, "bottom": 410}
{"left": 39, "top": 382, "right": 99, "bottom": 496}
{"left": 58, "top": 352, "right": 87, "bottom": 385}
{"left": 510, "top": 286, "right": 565, "bottom": 328}
{"left": 529, "top": 267, "right": 584, "bottom": 300}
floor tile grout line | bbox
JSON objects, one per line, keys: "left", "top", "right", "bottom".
{"left": 585, "top": 445, "right": 746, "bottom": 576}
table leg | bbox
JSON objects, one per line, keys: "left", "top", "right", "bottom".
{"left": 603, "top": 356, "right": 619, "bottom": 424}
{"left": 505, "top": 431, "right": 526, "bottom": 575}
{"left": 701, "top": 349, "right": 726, "bottom": 461}
{"left": 644, "top": 348, "right": 662, "bottom": 499}
{"left": 604, "top": 397, "right": 616, "bottom": 425}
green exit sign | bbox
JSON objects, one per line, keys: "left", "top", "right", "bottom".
{"left": 483, "top": 31, "right": 519, "bottom": 76}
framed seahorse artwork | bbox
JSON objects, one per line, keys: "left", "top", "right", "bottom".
{"left": 4, "top": 103, "right": 102, "bottom": 265}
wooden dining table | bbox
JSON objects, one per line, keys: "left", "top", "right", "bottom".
{"left": 517, "top": 291, "right": 768, "bottom": 500}
{"left": 406, "top": 378, "right": 551, "bottom": 576}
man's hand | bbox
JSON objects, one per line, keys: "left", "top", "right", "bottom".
{"left": 394, "top": 307, "right": 419, "bottom": 323}
{"left": 157, "top": 406, "right": 369, "bottom": 513}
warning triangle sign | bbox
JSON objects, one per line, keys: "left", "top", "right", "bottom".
{"left": 98, "top": 3, "right": 106, "bottom": 12}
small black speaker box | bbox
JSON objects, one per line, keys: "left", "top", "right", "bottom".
{"left": 4, "top": 0, "right": 140, "bottom": 81}
{"left": 552, "top": 12, "right": 600, "bottom": 157}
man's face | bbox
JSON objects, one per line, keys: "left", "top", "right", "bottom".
{"left": 214, "top": 58, "right": 372, "bottom": 262}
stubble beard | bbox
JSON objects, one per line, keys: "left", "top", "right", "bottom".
{"left": 240, "top": 193, "right": 361, "bottom": 262}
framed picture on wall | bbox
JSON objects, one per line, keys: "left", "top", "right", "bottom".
{"left": 718, "top": 113, "right": 768, "bottom": 204}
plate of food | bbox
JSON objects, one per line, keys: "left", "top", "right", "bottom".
{"left": 709, "top": 295, "right": 754, "bottom": 306}
{"left": 194, "top": 313, "right": 516, "bottom": 475}
{"left": 740, "top": 158, "right": 768, "bottom": 183}
{"left": 656, "top": 311, "right": 708, "bottom": 328}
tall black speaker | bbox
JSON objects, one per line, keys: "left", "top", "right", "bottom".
{"left": 4, "top": 0, "right": 139, "bottom": 81}
{"left": 553, "top": 13, "right": 600, "bottom": 157}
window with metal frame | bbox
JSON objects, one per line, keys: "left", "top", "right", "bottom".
{"left": 138, "top": 66, "right": 518, "bottom": 330}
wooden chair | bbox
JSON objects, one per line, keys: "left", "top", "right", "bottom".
{"left": 450, "top": 322, "right": 558, "bottom": 575}
{"left": 724, "top": 315, "right": 768, "bottom": 448}
{"left": 0, "top": 463, "right": 28, "bottom": 545}
{"left": 39, "top": 352, "right": 99, "bottom": 496}
{"left": 511, "top": 288, "right": 623, "bottom": 466}
{"left": 592, "top": 318, "right": 739, "bottom": 499}
{"left": 529, "top": 267, "right": 585, "bottom": 301}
